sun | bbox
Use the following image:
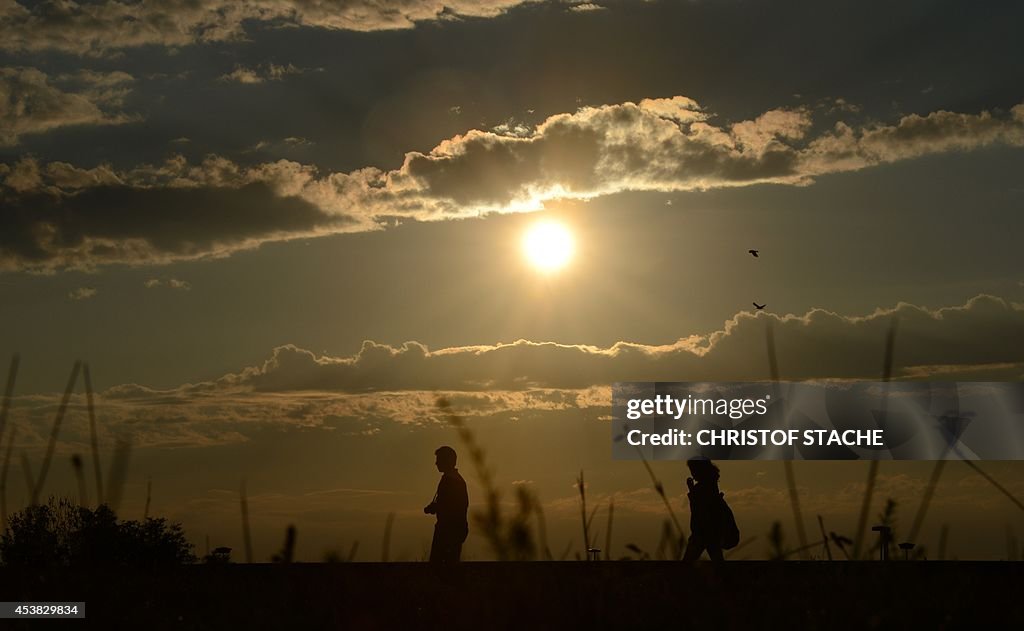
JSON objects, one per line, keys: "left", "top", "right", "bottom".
{"left": 522, "top": 220, "right": 575, "bottom": 273}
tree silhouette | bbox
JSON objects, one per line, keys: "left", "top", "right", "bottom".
{"left": 0, "top": 497, "right": 195, "bottom": 568}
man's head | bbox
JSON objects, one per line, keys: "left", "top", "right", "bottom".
{"left": 435, "top": 446, "right": 458, "bottom": 472}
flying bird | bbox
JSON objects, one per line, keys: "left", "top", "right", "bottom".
{"left": 748, "top": 249, "right": 759, "bottom": 257}
{"left": 753, "top": 302, "right": 766, "bottom": 310}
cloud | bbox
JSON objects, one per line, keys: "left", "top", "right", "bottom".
{"left": 214, "top": 294, "right": 1024, "bottom": 393}
{"left": 219, "top": 63, "right": 306, "bottom": 84}
{"left": 0, "top": 67, "right": 136, "bottom": 145}
{"left": 144, "top": 278, "right": 191, "bottom": 290}
{"left": 568, "top": 3, "right": 605, "bottom": 12}
{"left": 6, "top": 385, "right": 596, "bottom": 450}
{"left": 0, "top": 156, "right": 355, "bottom": 272}
{"left": 0, "top": 1, "right": 539, "bottom": 56}
{"left": 67, "top": 286, "right": 96, "bottom": 300}
{"left": 244, "top": 137, "right": 315, "bottom": 155}
{"left": 7, "top": 295, "right": 1021, "bottom": 449}
{"left": 804, "top": 104, "right": 1024, "bottom": 174}
{"left": 3, "top": 97, "right": 1024, "bottom": 271}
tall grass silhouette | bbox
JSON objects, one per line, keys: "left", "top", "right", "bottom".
{"left": 104, "top": 438, "right": 132, "bottom": 513}
{"left": 0, "top": 425, "right": 15, "bottom": 530}
{"left": 604, "top": 497, "right": 614, "bottom": 560}
{"left": 143, "top": 477, "right": 152, "bottom": 520}
{"left": 0, "top": 355, "right": 19, "bottom": 530}
{"left": 765, "top": 320, "right": 809, "bottom": 558}
{"left": 0, "top": 355, "right": 18, "bottom": 455}
{"left": 634, "top": 446, "right": 686, "bottom": 557}
{"left": 32, "top": 361, "right": 80, "bottom": 505}
{"left": 272, "top": 525, "right": 296, "bottom": 563}
{"left": 240, "top": 480, "right": 253, "bottom": 563}
{"left": 83, "top": 363, "right": 104, "bottom": 505}
{"left": 852, "top": 317, "right": 897, "bottom": 559}
{"left": 576, "top": 470, "right": 591, "bottom": 558}
{"left": 20, "top": 452, "right": 35, "bottom": 499}
{"left": 71, "top": 454, "right": 87, "bottom": 507}
{"left": 437, "top": 397, "right": 542, "bottom": 560}
{"left": 381, "top": 512, "right": 395, "bottom": 562}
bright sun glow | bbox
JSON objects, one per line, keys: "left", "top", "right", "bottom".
{"left": 522, "top": 220, "right": 575, "bottom": 273}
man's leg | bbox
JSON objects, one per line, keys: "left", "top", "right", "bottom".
{"left": 449, "top": 540, "right": 463, "bottom": 563}
{"left": 440, "top": 529, "right": 463, "bottom": 562}
{"left": 429, "top": 525, "right": 443, "bottom": 562}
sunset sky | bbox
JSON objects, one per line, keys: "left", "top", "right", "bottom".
{"left": 1, "top": 0, "right": 1023, "bottom": 561}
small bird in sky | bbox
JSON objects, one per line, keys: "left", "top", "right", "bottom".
{"left": 748, "top": 249, "right": 759, "bottom": 257}
{"left": 753, "top": 302, "right": 766, "bottom": 310}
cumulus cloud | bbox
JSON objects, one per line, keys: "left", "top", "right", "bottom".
{"left": 212, "top": 294, "right": 1024, "bottom": 392}
{"left": 0, "top": 67, "right": 136, "bottom": 145}
{"left": 6, "top": 295, "right": 1021, "bottom": 450}
{"left": 3, "top": 97, "right": 1023, "bottom": 271}
{"left": 804, "top": 104, "right": 1024, "bottom": 174}
{"left": 0, "top": 0, "right": 538, "bottom": 56}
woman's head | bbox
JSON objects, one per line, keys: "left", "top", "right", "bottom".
{"left": 687, "top": 457, "right": 720, "bottom": 482}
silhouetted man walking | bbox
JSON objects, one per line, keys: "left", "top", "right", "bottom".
{"left": 424, "top": 446, "right": 469, "bottom": 563}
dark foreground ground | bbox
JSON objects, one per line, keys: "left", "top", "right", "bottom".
{"left": 2, "top": 561, "right": 1021, "bottom": 629}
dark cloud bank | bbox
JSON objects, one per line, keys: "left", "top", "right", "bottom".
{"left": 2, "top": 96, "right": 1023, "bottom": 272}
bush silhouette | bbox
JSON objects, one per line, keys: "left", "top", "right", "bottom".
{"left": 0, "top": 497, "right": 196, "bottom": 568}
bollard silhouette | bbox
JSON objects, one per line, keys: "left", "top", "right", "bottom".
{"left": 871, "top": 526, "right": 892, "bottom": 560}
{"left": 899, "top": 542, "right": 915, "bottom": 561}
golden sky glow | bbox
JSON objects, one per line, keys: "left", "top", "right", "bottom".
{"left": 2, "top": 0, "right": 1023, "bottom": 564}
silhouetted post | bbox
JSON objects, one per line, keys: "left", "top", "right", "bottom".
{"left": 872, "top": 525, "right": 892, "bottom": 560}
{"left": 899, "top": 542, "right": 915, "bottom": 561}
{"left": 587, "top": 548, "right": 601, "bottom": 561}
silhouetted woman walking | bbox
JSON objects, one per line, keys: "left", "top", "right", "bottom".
{"left": 682, "top": 457, "right": 728, "bottom": 561}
